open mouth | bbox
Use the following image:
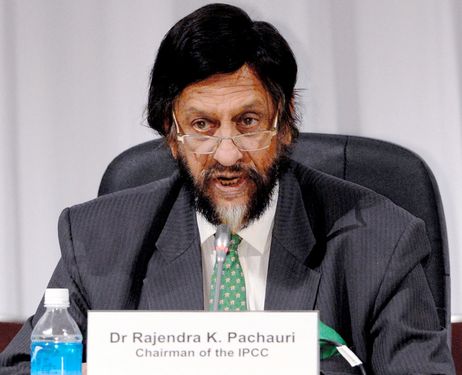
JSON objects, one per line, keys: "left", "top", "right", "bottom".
{"left": 212, "top": 174, "right": 248, "bottom": 196}
{"left": 217, "top": 175, "right": 242, "bottom": 187}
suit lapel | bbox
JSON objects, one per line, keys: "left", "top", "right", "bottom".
{"left": 141, "top": 186, "right": 204, "bottom": 310}
{"left": 265, "top": 167, "right": 321, "bottom": 310}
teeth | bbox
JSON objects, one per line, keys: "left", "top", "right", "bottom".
{"left": 219, "top": 177, "right": 240, "bottom": 186}
{"left": 219, "top": 175, "right": 239, "bottom": 180}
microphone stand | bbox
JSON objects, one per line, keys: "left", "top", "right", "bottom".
{"left": 212, "top": 224, "right": 231, "bottom": 312}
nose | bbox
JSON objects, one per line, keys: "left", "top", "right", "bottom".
{"left": 213, "top": 138, "right": 243, "bottom": 166}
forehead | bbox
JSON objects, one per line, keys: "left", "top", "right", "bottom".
{"left": 175, "top": 66, "right": 274, "bottom": 114}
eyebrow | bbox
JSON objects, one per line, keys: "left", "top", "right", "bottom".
{"left": 180, "top": 101, "right": 270, "bottom": 117}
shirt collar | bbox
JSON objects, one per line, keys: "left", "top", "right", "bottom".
{"left": 196, "top": 183, "right": 279, "bottom": 254}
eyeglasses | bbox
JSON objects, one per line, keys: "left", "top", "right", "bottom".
{"left": 172, "top": 111, "right": 278, "bottom": 154}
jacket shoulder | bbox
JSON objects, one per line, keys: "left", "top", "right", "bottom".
{"left": 57, "top": 172, "right": 182, "bottom": 263}
{"left": 63, "top": 172, "right": 181, "bottom": 225}
{"left": 287, "top": 160, "right": 428, "bottom": 267}
{"left": 290, "top": 159, "right": 419, "bottom": 229}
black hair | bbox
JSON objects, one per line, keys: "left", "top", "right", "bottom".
{"left": 147, "top": 3, "right": 299, "bottom": 142}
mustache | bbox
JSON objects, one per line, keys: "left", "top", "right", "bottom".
{"left": 200, "top": 163, "right": 263, "bottom": 183}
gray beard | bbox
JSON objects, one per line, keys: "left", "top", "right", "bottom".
{"left": 215, "top": 203, "right": 247, "bottom": 233}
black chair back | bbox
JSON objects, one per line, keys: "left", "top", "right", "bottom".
{"left": 99, "top": 133, "right": 450, "bottom": 330}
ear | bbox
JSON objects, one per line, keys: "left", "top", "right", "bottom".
{"left": 278, "top": 125, "right": 293, "bottom": 149}
{"left": 164, "top": 120, "right": 178, "bottom": 159}
{"left": 278, "top": 98, "right": 296, "bottom": 147}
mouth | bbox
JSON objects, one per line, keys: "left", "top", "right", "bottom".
{"left": 212, "top": 174, "right": 248, "bottom": 197}
{"left": 217, "top": 174, "right": 242, "bottom": 186}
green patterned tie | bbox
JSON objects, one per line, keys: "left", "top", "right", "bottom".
{"left": 209, "top": 233, "right": 247, "bottom": 311}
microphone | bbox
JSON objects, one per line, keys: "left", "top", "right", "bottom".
{"left": 212, "top": 224, "right": 231, "bottom": 311}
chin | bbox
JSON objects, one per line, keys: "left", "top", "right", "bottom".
{"left": 208, "top": 193, "right": 250, "bottom": 231}
{"left": 210, "top": 192, "right": 249, "bottom": 206}
{"left": 215, "top": 203, "right": 248, "bottom": 233}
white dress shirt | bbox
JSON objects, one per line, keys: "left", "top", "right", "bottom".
{"left": 197, "top": 185, "right": 279, "bottom": 311}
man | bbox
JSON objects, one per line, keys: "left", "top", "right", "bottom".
{"left": 0, "top": 4, "right": 455, "bottom": 374}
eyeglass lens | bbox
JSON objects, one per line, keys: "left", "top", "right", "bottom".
{"left": 184, "top": 131, "right": 274, "bottom": 154}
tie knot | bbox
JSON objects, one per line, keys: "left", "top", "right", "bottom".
{"left": 229, "top": 233, "right": 241, "bottom": 253}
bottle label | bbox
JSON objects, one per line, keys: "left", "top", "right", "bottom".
{"left": 31, "top": 341, "right": 82, "bottom": 375}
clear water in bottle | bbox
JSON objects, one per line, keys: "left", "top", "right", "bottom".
{"left": 31, "top": 341, "right": 82, "bottom": 374}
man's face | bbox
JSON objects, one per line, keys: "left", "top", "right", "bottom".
{"left": 169, "top": 66, "right": 291, "bottom": 231}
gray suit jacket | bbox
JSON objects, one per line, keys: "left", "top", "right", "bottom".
{"left": 0, "top": 161, "right": 455, "bottom": 374}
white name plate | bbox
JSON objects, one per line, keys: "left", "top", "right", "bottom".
{"left": 88, "top": 311, "right": 319, "bottom": 375}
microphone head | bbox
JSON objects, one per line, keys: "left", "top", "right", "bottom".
{"left": 214, "top": 224, "right": 231, "bottom": 261}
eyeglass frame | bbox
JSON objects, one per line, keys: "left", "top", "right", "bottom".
{"left": 171, "top": 110, "right": 279, "bottom": 154}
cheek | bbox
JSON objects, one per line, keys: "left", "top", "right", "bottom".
{"left": 182, "top": 151, "right": 212, "bottom": 179}
{"left": 250, "top": 142, "right": 278, "bottom": 172}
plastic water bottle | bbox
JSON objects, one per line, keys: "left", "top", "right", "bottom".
{"left": 31, "top": 288, "right": 83, "bottom": 375}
